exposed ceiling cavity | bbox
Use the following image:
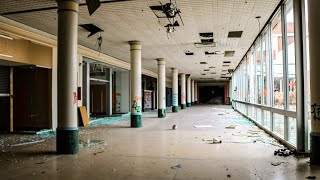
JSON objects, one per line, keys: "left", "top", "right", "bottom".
{"left": 228, "top": 31, "right": 243, "bottom": 38}
{"left": 224, "top": 51, "right": 235, "bottom": 57}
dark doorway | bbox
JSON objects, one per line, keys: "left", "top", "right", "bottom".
{"left": 199, "top": 86, "right": 224, "bottom": 104}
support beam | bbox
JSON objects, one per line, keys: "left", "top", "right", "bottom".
{"left": 172, "top": 68, "right": 179, "bottom": 113}
{"left": 308, "top": 0, "right": 320, "bottom": 165}
{"left": 157, "top": 58, "right": 166, "bottom": 118}
{"left": 294, "top": 0, "right": 308, "bottom": 154}
{"left": 180, "top": 74, "right": 186, "bottom": 109}
{"left": 56, "top": 0, "right": 80, "bottom": 154}
{"left": 191, "top": 80, "right": 195, "bottom": 105}
{"left": 195, "top": 82, "right": 198, "bottom": 104}
{"left": 9, "top": 67, "right": 13, "bottom": 133}
{"left": 187, "top": 76, "right": 191, "bottom": 107}
{"left": 129, "top": 41, "right": 142, "bottom": 127}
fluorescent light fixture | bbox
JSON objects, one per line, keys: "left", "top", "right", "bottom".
{"left": 0, "top": 54, "right": 13, "bottom": 58}
{"left": 0, "top": 34, "right": 13, "bottom": 40}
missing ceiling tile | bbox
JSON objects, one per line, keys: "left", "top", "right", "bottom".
{"left": 185, "top": 52, "right": 194, "bottom": 56}
{"left": 199, "top": 32, "right": 213, "bottom": 38}
{"left": 224, "top": 51, "right": 235, "bottom": 57}
{"left": 228, "top": 31, "right": 243, "bottom": 38}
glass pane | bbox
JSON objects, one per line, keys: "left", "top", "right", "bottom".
{"left": 256, "top": 39, "right": 262, "bottom": 104}
{"left": 246, "top": 54, "right": 250, "bottom": 102}
{"left": 264, "top": 111, "right": 271, "bottom": 130}
{"left": 305, "top": 0, "right": 311, "bottom": 150}
{"left": 256, "top": 108, "right": 262, "bottom": 124}
{"left": 271, "top": 11, "right": 284, "bottom": 109}
{"left": 250, "top": 48, "right": 255, "bottom": 103}
{"left": 273, "top": 113, "right": 285, "bottom": 138}
{"left": 263, "top": 30, "right": 271, "bottom": 106}
{"left": 289, "top": 117, "right": 297, "bottom": 145}
{"left": 285, "top": 0, "right": 296, "bottom": 111}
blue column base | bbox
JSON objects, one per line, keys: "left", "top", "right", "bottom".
{"left": 56, "top": 128, "right": 79, "bottom": 154}
{"left": 131, "top": 115, "right": 142, "bottom": 128}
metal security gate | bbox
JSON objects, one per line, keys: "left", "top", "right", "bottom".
{"left": 0, "top": 66, "right": 9, "bottom": 97}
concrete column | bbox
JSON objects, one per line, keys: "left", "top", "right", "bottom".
{"left": 180, "top": 74, "right": 186, "bottom": 109}
{"left": 294, "top": 0, "right": 308, "bottom": 154}
{"left": 308, "top": 0, "right": 320, "bottom": 164}
{"left": 195, "top": 82, "right": 198, "bottom": 104}
{"left": 129, "top": 41, "right": 142, "bottom": 127}
{"left": 187, "top": 76, "right": 191, "bottom": 107}
{"left": 56, "top": 0, "right": 80, "bottom": 154}
{"left": 191, "top": 80, "right": 195, "bottom": 105}
{"left": 157, "top": 58, "right": 166, "bottom": 118}
{"left": 171, "top": 68, "right": 179, "bottom": 113}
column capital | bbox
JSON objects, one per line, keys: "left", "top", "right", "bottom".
{"left": 129, "top": 41, "right": 142, "bottom": 50}
{"left": 157, "top": 58, "right": 165, "bottom": 65}
{"left": 57, "top": 0, "right": 80, "bottom": 12}
{"left": 171, "top": 67, "right": 177, "bottom": 71}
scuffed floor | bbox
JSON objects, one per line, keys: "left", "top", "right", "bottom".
{"left": 0, "top": 105, "right": 319, "bottom": 180}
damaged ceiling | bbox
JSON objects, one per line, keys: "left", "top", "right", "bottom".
{"left": 0, "top": 0, "right": 280, "bottom": 81}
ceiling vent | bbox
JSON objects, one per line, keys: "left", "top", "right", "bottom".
{"left": 223, "top": 61, "right": 231, "bottom": 64}
{"left": 224, "top": 51, "right": 235, "bottom": 57}
{"left": 228, "top": 31, "right": 243, "bottom": 38}
{"left": 204, "top": 69, "right": 210, "bottom": 71}
{"left": 211, "top": 72, "right": 216, "bottom": 74}
{"left": 223, "top": 65, "right": 230, "bottom": 67}
{"left": 201, "top": 74, "right": 206, "bottom": 76}
{"left": 200, "top": 62, "right": 207, "bottom": 64}
{"left": 209, "top": 66, "right": 215, "bottom": 69}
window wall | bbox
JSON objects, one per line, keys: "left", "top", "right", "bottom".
{"left": 232, "top": 0, "right": 302, "bottom": 149}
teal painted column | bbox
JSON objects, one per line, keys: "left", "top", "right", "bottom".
{"left": 56, "top": 0, "right": 80, "bottom": 154}
{"left": 157, "top": 58, "right": 166, "bottom": 118}
{"left": 172, "top": 68, "right": 179, "bottom": 112}
{"left": 187, "top": 76, "right": 191, "bottom": 107}
{"left": 180, "top": 73, "right": 186, "bottom": 109}
{"left": 130, "top": 41, "right": 142, "bottom": 127}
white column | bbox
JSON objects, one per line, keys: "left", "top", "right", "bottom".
{"left": 56, "top": 0, "right": 80, "bottom": 154}
{"left": 129, "top": 41, "right": 142, "bottom": 127}
{"left": 187, "top": 76, "right": 191, "bottom": 107}
{"left": 180, "top": 74, "right": 186, "bottom": 109}
{"left": 157, "top": 58, "right": 166, "bottom": 118}
{"left": 172, "top": 68, "right": 179, "bottom": 112}
{"left": 195, "top": 82, "right": 198, "bottom": 104}
{"left": 308, "top": 0, "right": 320, "bottom": 164}
{"left": 191, "top": 80, "right": 195, "bottom": 105}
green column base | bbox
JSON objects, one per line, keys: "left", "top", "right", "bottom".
{"left": 195, "top": 101, "right": 197, "bottom": 105}
{"left": 172, "top": 106, "right": 179, "bottom": 113}
{"left": 158, "top": 109, "right": 166, "bottom": 118}
{"left": 191, "top": 102, "right": 195, "bottom": 105}
{"left": 181, "top": 104, "right": 186, "bottom": 109}
{"left": 187, "top": 103, "right": 191, "bottom": 107}
{"left": 131, "top": 115, "right": 142, "bottom": 128}
{"left": 56, "top": 128, "right": 79, "bottom": 154}
{"left": 311, "top": 132, "right": 320, "bottom": 165}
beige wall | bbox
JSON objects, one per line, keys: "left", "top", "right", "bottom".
{"left": 0, "top": 37, "right": 52, "bottom": 67}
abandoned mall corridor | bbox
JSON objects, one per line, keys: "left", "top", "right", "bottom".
{"left": 0, "top": 105, "right": 318, "bottom": 180}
